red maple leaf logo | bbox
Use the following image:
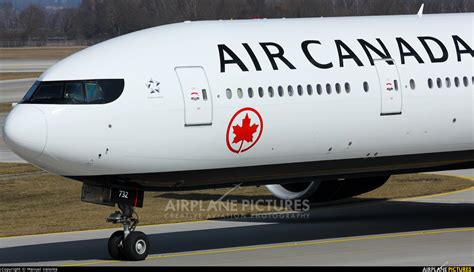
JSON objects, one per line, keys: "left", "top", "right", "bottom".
{"left": 226, "top": 107, "right": 264, "bottom": 154}
{"left": 232, "top": 114, "right": 259, "bottom": 152}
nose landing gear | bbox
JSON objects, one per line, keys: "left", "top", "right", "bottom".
{"left": 106, "top": 204, "right": 150, "bottom": 261}
{"left": 81, "top": 183, "right": 149, "bottom": 261}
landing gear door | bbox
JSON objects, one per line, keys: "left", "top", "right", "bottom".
{"left": 175, "top": 67, "right": 213, "bottom": 126}
{"left": 374, "top": 59, "right": 402, "bottom": 116}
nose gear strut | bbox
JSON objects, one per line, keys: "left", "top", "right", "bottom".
{"left": 106, "top": 204, "right": 150, "bottom": 261}
{"left": 81, "top": 183, "right": 149, "bottom": 261}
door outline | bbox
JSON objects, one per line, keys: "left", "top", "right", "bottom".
{"left": 373, "top": 58, "right": 403, "bottom": 116}
{"left": 175, "top": 66, "right": 213, "bottom": 126}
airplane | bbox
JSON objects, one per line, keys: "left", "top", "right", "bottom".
{"left": 3, "top": 11, "right": 473, "bottom": 261}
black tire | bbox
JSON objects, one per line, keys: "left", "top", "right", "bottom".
{"left": 332, "top": 176, "right": 390, "bottom": 200}
{"left": 307, "top": 180, "right": 345, "bottom": 203}
{"left": 122, "top": 231, "right": 150, "bottom": 261}
{"left": 309, "top": 176, "right": 390, "bottom": 202}
{"left": 108, "top": 231, "right": 126, "bottom": 260}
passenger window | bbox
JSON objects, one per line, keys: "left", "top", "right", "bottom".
{"left": 335, "top": 83, "right": 341, "bottom": 94}
{"left": 472, "top": 76, "right": 474, "bottom": 85}
{"left": 463, "top": 76, "right": 469, "bottom": 87}
{"left": 278, "top": 86, "right": 284, "bottom": 97}
{"left": 326, "top": 84, "right": 332, "bottom": 94}
{"left": 454, "top": 77, "right": 460, "bottom": 87}
{"left": 394, "top": 80, "right": 399, "bottom": 91}
{"left": 445, "top": 78, "right": 451, "bottom": 88}
{"left": 410, "top": 79, "right": 416, "bottom": 90}
{"left": 248, "top": 87, "right": 254, "bottom": 98}
{"left": 237, "top": 88, "right": 243, "bottom": 99}
{"left": 31, "top": 82, "right": 63, "bottom": 102}
{"left": 288, "top": 86, "right": 294, "bottom": 97}
{"left": 268, "top": 86, "right": 274, "bottom": 97}
{"left": 64, "top": 82, "right": 85, "bottom": 103}
{"left": 317, "top": 84, "right": 323, "bottom": 95}
{"left": 307, "top": 84, "right": 313, "bottom": 96}
{"left": 428, "top": 78, "right": 434, "bottom": 89}
{"left": 258, "top": 87, "right": 264, "bottom": 98}
{"left": 436, "top": 78, "right": 442, "bottom": 89}
{"left": 363, "top": 82, "right": 369, "bottom": 92}
{"left": 226, "top": 88, "right": 232, "bottom": 99}
{"left": 345, "top": 82, "right": 351, "bottom": 93}
{"left": 297, "top": 85, "right": 303, "bottom": 96}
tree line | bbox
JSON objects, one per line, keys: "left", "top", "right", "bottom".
{"left": 0, "top": 0, "right": 473, "bottom": 46}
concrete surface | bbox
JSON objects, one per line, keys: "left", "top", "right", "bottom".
{"left": 0, "top": 78, "right": 36, "bottom": 103}
{"left": 0, "top": 59, "right": 57, "bottom": 73}
{"left": 438, "top": 169, "right": 474, "bottom": 178}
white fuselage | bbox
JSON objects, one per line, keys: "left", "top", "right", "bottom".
{"left": 3, "top": 13, "right": 473, "bottom": 190}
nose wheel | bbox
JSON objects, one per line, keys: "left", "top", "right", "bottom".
{"left": 107, "top": 231, "right": 126, "bottom": 260}
{"left": 107, "top": 204, "right": 150, "bottom": 261}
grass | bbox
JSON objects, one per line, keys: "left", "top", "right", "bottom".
{"left": 0, "top": 163, "right": 40, "bottom": 175}
{"left": 358, "top": 174, "right": 472, "bottom": 199}
{"left": 0, "top": 163, "right": 472, "bottom": 237}
{"left": 0, "top": 103, "right": 12, "bottom": 113}
{"left": 0, "top": 72, "right": 41, "bottom": 81}
{"left": 0, "top": 47, "right": 85, "bottom": 60}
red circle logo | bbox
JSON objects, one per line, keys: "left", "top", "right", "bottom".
{"left": 226, "top": 108, "right": 263, "bottom": 154}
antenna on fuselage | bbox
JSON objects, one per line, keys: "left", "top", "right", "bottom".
{"left": 417, "top": 3, "right": 425, "bottom": 18}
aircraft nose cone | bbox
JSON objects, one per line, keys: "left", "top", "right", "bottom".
{"left": 3, "top": 105, "right": 47, "bottom": 160}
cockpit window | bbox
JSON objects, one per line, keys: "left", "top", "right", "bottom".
{"left": 21, "top": 79, "right": 124, "bottom": 105}
{"left": 31, "top": 82, "right": 64, "bottom": 103}
{"left": 85, "top": 82, "right": 105, "bottom": 103}
{"left": 21, "top": 81, "right": 40, "bottom": 102}
{"left": 64, "top": 82, "right": 85, "bottom": 103}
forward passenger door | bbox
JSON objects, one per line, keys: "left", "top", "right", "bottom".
{"left": 175, "top": 66, "right": 213, "bottom": 126}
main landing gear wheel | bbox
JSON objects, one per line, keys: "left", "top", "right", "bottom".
{"left": 106, "top": 204, "right": 150, "bottom": 261}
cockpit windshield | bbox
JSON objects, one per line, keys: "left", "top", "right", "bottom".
{"left": 20, "top": 79, "right": 124, "bottom": 105}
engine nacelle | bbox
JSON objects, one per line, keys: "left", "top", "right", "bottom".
{"left": 266, "top": 176, "right": 390, "bottom": 203}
